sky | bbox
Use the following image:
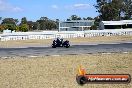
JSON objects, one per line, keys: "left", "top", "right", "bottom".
{"left": 0, "top": 0, "right": 98, "bottom": 21}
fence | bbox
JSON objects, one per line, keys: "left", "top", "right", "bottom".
{"left": 0, "top": 29, "right": 132, "bottom": 41}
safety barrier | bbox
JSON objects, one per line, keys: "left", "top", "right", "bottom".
{"left": 0, "top": 29, "right": 132, "bottom": 41}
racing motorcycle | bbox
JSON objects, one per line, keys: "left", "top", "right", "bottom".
{"left": 52, "top": 38, "right": 70, "bottom": 48}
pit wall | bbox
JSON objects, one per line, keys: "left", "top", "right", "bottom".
{"left": 0, "top": 29, "right": 132, "bottom": 41}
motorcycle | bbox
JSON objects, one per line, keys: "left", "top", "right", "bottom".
{"left": 52, "top": 38, "right": 70, "bottom": 48}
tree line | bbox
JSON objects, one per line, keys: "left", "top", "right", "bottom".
{"left": 0, "top": 17, "right": 59, "bottom": 32}
{"left": 0, "top": 16, "right": 94, "bottom": 32}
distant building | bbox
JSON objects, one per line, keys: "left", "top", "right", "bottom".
{"left": 99, "top": 20, "right": 132, "bottom": 30}
{"left": 3, "top": 29, "right": 12, "bottom": 34}
{"left": 59, "top": 20, "right": 95, "bottom": 31}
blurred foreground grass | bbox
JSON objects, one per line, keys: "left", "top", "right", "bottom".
{"left": 0, "top": 53, "right": 132, "bottom": 88}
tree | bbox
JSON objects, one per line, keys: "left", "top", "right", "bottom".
{"left": 19, "top": 17, "right": 29, "bottom": 31}
{"left": 93, "top": 16, "right": 100, "bottom": 28}
{"left": 21, "top": 17, "right": 27, "bottom": 24}
{"left": 27, "top": 21, "right": 34, "bottom": 31}
{"left": 90, "top": 25, "right": 97, "bottom": 30}
{"left": 0, "top": 17, "right": 2, "bottom": 21}
{"left": 111, "top": 0, "right": 125, "bottom": 20}
{"left": 37, "top": 19, "right": 46, "bottom": 30}
{"left": 55, "top": 19, "right": 59, "bottom": 29}
{"left": 15, "top": 26, "right": 19, "bottom": 32}
{"left": 95, "top": 0, "right": 117, "bottom": 20}
{"left": 123, "top": 0, "right": 132, "bottom": 19}
{"left": 83, "top": 17, "right": 94, "bottom": 20}
{"left": 95, "top": 0, "right": 132, "bottom": 21}
{"left": 1, "top": 18, "right": 18, "bottom": 31}
{"left": 46, "top": 20, "right": 57, "bottom": 30}
{"left": 37, "top": 17, "right": 57, "bottom": 30}
{"left": 68, "top": 15, "right": 82, "bottom": 20}
{"left": 66, "top": 19, "right": 71, "bottom": 21}
{"left": 8, "top": 24, "right": 17, "bottom": 31}
{"left": 1, "top": 18, "right": 16, "bottom": 25}
{"left": 19, "top": 24, "right": 29, "bottom": 32}
{"left": 40, "top": 17, "right": 49, "bottom": 21}
{"left": 0, "top": 25, "right": 6, "bottom": 32}
{"left": 33, "top": 22, "right": 39, "bottom": 30}
{"left": 14, "top": 19, "right": 19, "bottom": 25}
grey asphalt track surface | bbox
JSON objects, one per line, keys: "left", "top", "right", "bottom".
{"left": 0, "top": 42, "right": 132, "bottom": 57}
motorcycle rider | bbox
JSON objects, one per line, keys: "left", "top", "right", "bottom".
{"left": 56, "top": 37, "right": 63, "bottom": 45}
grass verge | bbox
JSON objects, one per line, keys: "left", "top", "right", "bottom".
{"left": 0, "top": 53, "right": 132, "bottom": 88}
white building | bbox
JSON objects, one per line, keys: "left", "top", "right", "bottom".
{"left": 59, "top": 20, "right": 95, "bottom": 31}
{"left": 99, "top": 20, "right": 132, "bottom": 30}
{"left": 3, "top": 29, "right": 12, "bottom": 34}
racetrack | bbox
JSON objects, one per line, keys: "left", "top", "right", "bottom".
{"left": 0, "top": 42, "right": 132, "bottom": 57}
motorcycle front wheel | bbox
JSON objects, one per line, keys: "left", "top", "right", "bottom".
{"left": 52, "top": 44, "right": 56, "bottom": 48}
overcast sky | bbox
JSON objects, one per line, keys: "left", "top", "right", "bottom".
{"left": 0, "top": 0, "right": 98, "bottom": 21}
